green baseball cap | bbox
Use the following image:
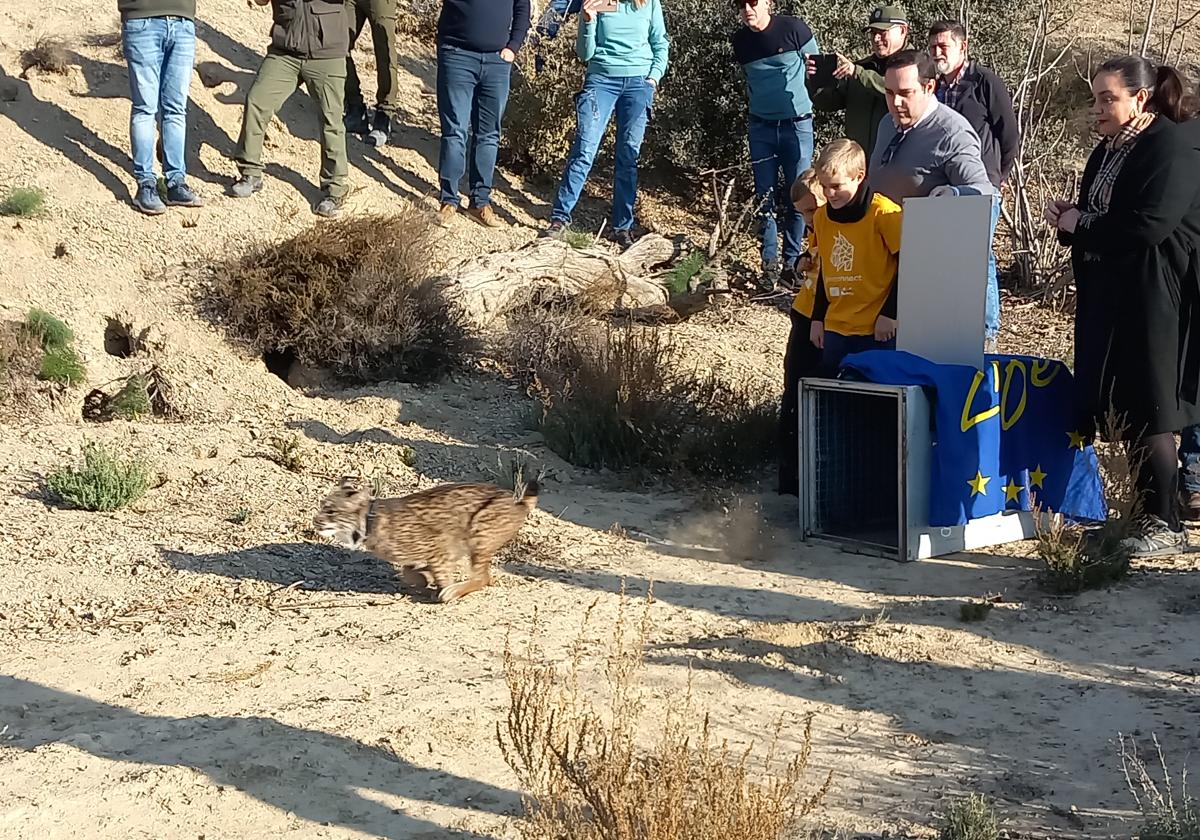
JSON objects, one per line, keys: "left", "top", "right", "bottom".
{"left": 867, "top": 5, "right": 908, "bottom": 28}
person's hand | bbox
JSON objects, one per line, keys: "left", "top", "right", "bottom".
{"left": 875, "top": 315, "right": 898, "bottom": 342}
{"left": 500, "top": 48, "right": 516, "bottom": 63}
{"left": 582, "top": 0, "right": 604, "bottom": 22}
{"left": 647, "top": 77, "right": 657, "bottom": 89}
{"left": 805, "top": 55, "right": 817, "bottom": 77}
{"left": 796, "top": 253, "right": 814, "bottom": 274}
{"left": 833, "top": 53, "right": 855, "bottom": 79}
{"left": 810, "top": 320, "right": 825, "bottom": 350}
{"left": 1043, "top": 198, "right": 1072, "bottom": 227}
{"left": 1057, "top": 207, "right": 1081, "bottom": 234}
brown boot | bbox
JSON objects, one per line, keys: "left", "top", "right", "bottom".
{"left": 437, "top": 203, "right": 458, "bottom": 227}
{"left": 1181, "top": 490, "right": 1200, "bottom": 521}
{"left": 467, "top": 204, "right": 504, "bottom": 228}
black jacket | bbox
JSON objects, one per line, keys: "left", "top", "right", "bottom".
{"left": 1064, "top": 117, "right": 1200, "bottom": 437}
{"left": 939, "top": 62, "right": 1019, "bottom": 187}
{"left": 269, "top": 0, "right": 349, "bottom": 61}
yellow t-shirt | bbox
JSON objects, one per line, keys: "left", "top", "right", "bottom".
{"left": 790, "top": 247, "right": 819, "bottom": 318}
{"left": 813, "top": 193, "right": 903, "bottom": 336}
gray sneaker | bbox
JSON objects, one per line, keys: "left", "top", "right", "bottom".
{"left": 133, "top": 183, "right": 166, "bottom": 215}
{"left": 1121, "top": 515, "right": 1189, "bottom": 558}
{"left": 314, "top": 195, "right": 343, "bottom": 218}
{"left": 165, "top": 181, "right": 203, "bottom": 207}
{"left": 230, "top": 175, "right": 263, "bottom": 198}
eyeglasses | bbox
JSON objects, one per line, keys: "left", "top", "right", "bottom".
{"left": 735, "top": 0, "right": 760, "bottom": 8}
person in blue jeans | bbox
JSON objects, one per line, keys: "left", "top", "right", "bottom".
{"left": 435, "top": 0, "right": 531, "bottom": 229}
{"left": 119, "top": 0, "right": 201, "bottom": 216}
{"left": 546, "top": 0, "right": 669, "bottom": 250}
{"left": 732, "top": 0, "right": 819, "bottom": 290}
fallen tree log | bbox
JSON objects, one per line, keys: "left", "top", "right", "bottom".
{"left": 437, "top": 233, "right": 678, "bottom": 328}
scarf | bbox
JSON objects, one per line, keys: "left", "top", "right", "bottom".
{"left": 1081, "top": 113, "right": 1155, "bottom": 225}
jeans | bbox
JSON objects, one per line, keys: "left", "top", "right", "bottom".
{"left": 437, "top": 45, "right": 513, "bottom": 208}
{"left": 122, "top": 16, "right": 196, "bottom": 188}
{"left": 1180, "top": 424, "right": 1200, "bottom": 493}
{"left": 985, "top": 194, "right": 1001, "bottom": 338}
{"left": 748, "top": 114, "right": 814, "bottom": 267}
{"left": 821, "top": 331, "right": 895, "bottom": 377}
{"left": 552, "top": 73, "right": 655, "bottom": 231}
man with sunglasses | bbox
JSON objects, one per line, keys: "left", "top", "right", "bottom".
{"left": 732, "top": 0, "right": 820, "bottom": 290}
{"left": 806, "top": 5, "right": 908, "bottom": 159}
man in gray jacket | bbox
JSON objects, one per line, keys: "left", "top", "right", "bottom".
{"left": 868, "top": 49, "right": 993, "bottom": 202}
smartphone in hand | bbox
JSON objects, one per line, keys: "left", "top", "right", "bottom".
{"left": 809, "top": 54, "right": 838, "bottom": 87}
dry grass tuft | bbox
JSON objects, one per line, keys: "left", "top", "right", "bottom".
{"left": 20, "top": 37, "right": 72, "bottom": 76}
{"left": 938, "top": 792, "right": 1000, "bottom": 840}
{"left": 209, "top": 210, "right": 476, "bottom": 384}
{"left": 1121, "top": 733, "right": 1200, "bottom": 840}
{"left": 265, "top": 433, "right": 306, "bottom": 473}
{"left": 497, "top": 591, "right": 832, "bottom": 840}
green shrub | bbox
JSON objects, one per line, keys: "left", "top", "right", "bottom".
{"left": 1, "top": 187, "right": 48, "bottom": 217}
{"left": 23, "top": 308, "right": 73, "bottom": 350}
{"left": 38, "top": 345, "right": 86, "bottom": 385}
{"left": 939, "top": 793, "right": 1000, "bottom": 840}
{"left": 109, "top": 373, "right": 152, "bottom": 420}
{"left": 46, "top": 442, "right": 151, "bottom": 511}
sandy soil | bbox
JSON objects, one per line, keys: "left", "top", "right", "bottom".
{"left": 2, "top": 3, "right": 1199, "bottom": 839}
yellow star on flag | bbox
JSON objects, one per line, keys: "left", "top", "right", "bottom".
{"left": 1030, "top": 465, "right": 1047, "bottom": 488}
{"left": 968, "top": 471, "right": 991, "bottom": 497}
{"left": 1067, "top": 430, "right": 1086, "bottom": 450}
{"left": 1004, "top": 478, "right": 1023, "bottom": 503}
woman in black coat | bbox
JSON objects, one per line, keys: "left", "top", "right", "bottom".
{"left": 1045, "top": 56, "right": 1200, "bottom": 556}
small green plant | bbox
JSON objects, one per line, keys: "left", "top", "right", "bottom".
{"left": 0, "top": 187, "right": 48, "bottom": 217}
{"left": 24, "top": 308, "right": 73, "bottom": 350}
{"left": 45, "top": 442, "right": 151, "bottom": 511}
{"left": 109, "top": 373, "right": 152, "bottom": 420}
{"left": 1122, "top": 733, "right": 1200, "bottom": 840}
{"left": 38, "top": 345, "right": 86, "bottom": 385}
{"left": 398, "top": 445, "right": 416, "bottom": 467}
{"left": 666, "top": 251, "right": 713, "bottom": 296}
{"left": 266, "top": 433, "right": 306, "bottom": 473}
{"left": 558, "top": 228, "right": 595, "bottom": 250}
{"left": 227, "top": 508, "right": 251, "bottom": 525}
{"left": 939, "top": 792, "right": 1000, "bottom": 840}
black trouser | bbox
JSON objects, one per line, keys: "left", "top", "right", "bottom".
{"left": 1133, "top": 431, "right": 1183, "bottom": 529}
{"left": 778, "top": 309, "right": 821, "bottom": 495}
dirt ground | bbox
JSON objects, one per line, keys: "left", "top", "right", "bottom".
{"left": 2, "top": 3, "right": 1200, "bottom": 839}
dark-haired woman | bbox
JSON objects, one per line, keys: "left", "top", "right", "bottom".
{"left": 1046, "top": 56, "right": 1200, "bottom": 557}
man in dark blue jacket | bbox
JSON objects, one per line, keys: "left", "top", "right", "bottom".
{"left": 436, "top": 0, "right": 531, "bottom": 229}
{"left": 732, "top": 0, "right": 820, "bottom": 290}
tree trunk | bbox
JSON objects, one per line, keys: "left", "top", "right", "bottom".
{"left": 438, "top": 234, "right": 677, "bottom": 328}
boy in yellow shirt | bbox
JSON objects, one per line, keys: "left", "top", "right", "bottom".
{"left": 808, "top": 138, "right": 903, "bottom": 375}
{"left": 778, "top": 168, "right": 824, "bottom": 496}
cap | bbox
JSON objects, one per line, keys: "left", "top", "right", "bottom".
{"left": 867, "top": 5, "right": 908, "bottom": 29}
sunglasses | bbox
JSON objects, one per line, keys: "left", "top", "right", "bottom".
{"left": 735, "top": 0, "right": 761, "bottom": 7}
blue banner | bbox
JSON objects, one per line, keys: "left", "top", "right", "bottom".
{"left": 840, "top": 351, "right": 1108, "bottom": 527}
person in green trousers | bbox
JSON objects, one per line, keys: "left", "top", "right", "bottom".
{"left": 344, "top": 0, "right": 400, "bottom": 147}
{"left": 232, "top": 0, "right": 351, "bottom": 218}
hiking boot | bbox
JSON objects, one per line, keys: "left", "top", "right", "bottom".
{"left": 468, "top": 204, "right": 504, "bottom": 228}
{"left": 437, "top": 202, "right": 459, "bottom": 227}
{"left": 344, "top": 102, "right": 370, "bottom": 135}
{"left": 779, "top": 263, "right": 799, "bottom": 290}
{"left": 760, "top": 260, "right": 781, "bottom": 291}
{"left": 367, "top": 110, "right": 393, "bottom": 148}
{"left": 545, "top": 219, "right": 567, "bottom": 238}
{"left": 1181, "top": 490, "right": 1200, "bottom": 521}
{"left": 230, "top": 175, "right": 263, "bottom": 199}
{"left": 314, "top": 195, "right": 344, "bottom": 218}
{"left": 612, "top": 228, "right": 636, "bottom": 251}
{"left": 133, "top": 183, "right": 166, "bottom": 216}
{"left": 165, "top": 181, "right": 203, "bottom": 208}
{"left": 1121, "top": 515, "right": 1190, "bottom": 558}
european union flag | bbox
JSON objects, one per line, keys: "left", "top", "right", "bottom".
{"left": 840, "top": 350, "right": 1108, "bottom": 527}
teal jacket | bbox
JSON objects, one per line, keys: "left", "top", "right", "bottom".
{"left": 576, "top": 0, "right": 669, "bottom": 82}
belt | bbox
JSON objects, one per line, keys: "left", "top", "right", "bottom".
{"left": 750, "top": 113, "right": 813, "bottom": 125}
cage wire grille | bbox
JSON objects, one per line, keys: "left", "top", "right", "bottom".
{"left": 809, "top": 387, "right": 901, "bottom": 549}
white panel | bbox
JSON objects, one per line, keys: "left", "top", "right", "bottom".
{"left": 896, "top": 194, "right": 993, "bottom": 371}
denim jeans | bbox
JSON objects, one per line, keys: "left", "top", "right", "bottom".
{"left": 437, "top": 44, "right": 513, "bottom": 208}
{"left": 748, "top": 114, "right": 814, "bottom": 267}
{"left": 985, "top": 193, "right": 1001, "bottom": 338}
{"left": 551, "top": 73, "right": 655, "bottom": 232}
{"left": 122, "top": 15, "right": 196, "bottom": 188}
{"left": 1180, "top": 424, "right": 1200, "bottom": 493}
{"left": 821, "top": 331, "right": 895, "bottom": 377}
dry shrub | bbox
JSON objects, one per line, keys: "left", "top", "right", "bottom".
{"left": 503, "top": 16, "right": 586, "bottom": 174}
{"left": 938, "top": 792, "right": 1000, "bottom": 840}
{"left": 208, "top": 210, "right": 476, "bottom": 384}
{"left": 83, "top": 367, "right": 179, "bottom": 422}
{"left": 395, "top": 0, "right": 441, "bottom": 39}
{"left": 497, "top": 591, "right": 831, "bottom": 840}
{"left": 20, "top": 37, "right": 72, "bottom": 76}
{"left": 512, "top": 312, "right": 777, "bottom": 480}
{"left": 1121, "top": 733, "right": 1200, "bottom": 840}
{"left": 0, "top": 320, "right": 42, "bottom": 407}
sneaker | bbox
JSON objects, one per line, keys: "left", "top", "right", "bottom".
{"left": 165, "top": 181, "right": 203, "bottom": 208}
{"left": 314, "top": 195, "right": 343, "bottom": 218}
{"left": 1121, "top": 515, "right": 1189, "bottom": 558}
{"left": 1181, "top": 490, "right": 1200, "bottom": 521}
{"left": 437, "top": 202, "right": 458, "bottom": 227}
{"left": 230, "top": 175, "right": 263, "bottom": 199}
{"left": 612, "top": 228, "right": 636, "bottom": 250}
{"left": 545, "top": 219, "right": 567, "bottom": 238}
{"left": 344, "top": 102, "right": 369, "bottom": 135}
{"left": 133, "top": 183, "right": 166, "bottom": 216}
{"left": 367, "top": 110, "right": 392, "bottom": 148}
{"left": 760, "top": 260, "right": 781, "bottom": 291}
{"left": 468, "top": 204, "right": 504, "bottom": 228}
{"left": 779, "top": 263, "right": 799, "bottom": 290}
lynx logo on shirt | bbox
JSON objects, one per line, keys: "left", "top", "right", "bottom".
{"left": 830, "top": 231, "right": 855, "bottom": 272}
